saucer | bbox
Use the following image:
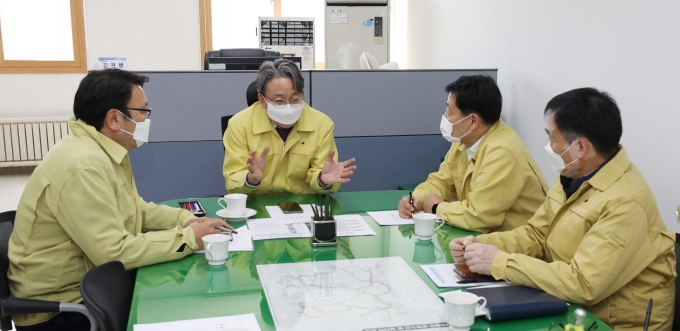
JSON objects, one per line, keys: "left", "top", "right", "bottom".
{"left": 216, "top": 208, "right": 257, "bottom": 221}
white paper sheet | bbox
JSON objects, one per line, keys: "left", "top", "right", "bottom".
{"left": 134, "top": 312, "right": 261, "bottom": 331}
{"left": 421, "top": 264, "right": 508, "bottom": 288}
{"left": 194, "top": 228, "right": 253, "bottom": 253}
{"left": 333, "top": 214, "right": 377, "bottom": 237}
{"left": 247, "top": 218, "right": 312, "bottom": 240}
{"left": 367, "top": 210, "right": 422, "bottom": 226}
{"left": 265, "top": 204, "right": 315, "bottom": 224}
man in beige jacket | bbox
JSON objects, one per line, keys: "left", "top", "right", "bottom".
{"left": 8, "top": 69, "right": 231, "bottom": 331}
{"left": 399, "top": 75, "right": 548, "bottom": 233}
{"left": 452, "top": 88, "right": 676, "bottom": 331}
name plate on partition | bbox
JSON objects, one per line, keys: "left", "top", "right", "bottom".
{"left": 98, "top": 57, "right": 128, "bottom": 70}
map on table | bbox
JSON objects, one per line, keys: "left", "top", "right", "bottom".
{"left": 258, "top": 257, "right": 447, "bottom": 331}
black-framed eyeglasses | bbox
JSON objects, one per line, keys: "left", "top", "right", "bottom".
{"left": 126, "top": 107, "right": 152, "bottom": 119}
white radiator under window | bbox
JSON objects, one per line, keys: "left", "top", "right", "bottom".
{"left": 0, "top": 117, "right": 71, "bottom": 167}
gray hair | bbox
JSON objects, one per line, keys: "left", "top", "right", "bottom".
{"left": 256, "top": 58, "right": 304, "bottom": 96}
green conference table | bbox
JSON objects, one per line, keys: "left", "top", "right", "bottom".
{"left": 126, "top": 190, "right": 612, "bottom": 331}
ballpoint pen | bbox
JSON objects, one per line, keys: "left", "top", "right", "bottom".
{"left": 409, "top": 191, "right": 414, "bottom": 216}
{"left": 218, "top": 226, "right": 238, "bottom": 235}
{"left": 643, "top": 298, "right": 652, "bottom": 331}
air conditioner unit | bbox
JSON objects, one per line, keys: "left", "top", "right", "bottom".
{"left": 258, "top": 17, "right": 315, "bottom": 69}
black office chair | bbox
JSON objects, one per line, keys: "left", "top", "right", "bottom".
{"left": 0, "top": 210, "right": 97, "bottom": 331}
{"left": 674, "top": 233, "right": 680, "bottom": 330}
{"left": 246, "top": 80, "right": 259, "bottom": 107}
{"left": 80, "top": 261, "right": 132, "bottom": 331}
{"left": 204, "top": 48, "right": 281, "bottom": 70}
{"left": 220, "top": 80, "right": 257, "bottom": 140}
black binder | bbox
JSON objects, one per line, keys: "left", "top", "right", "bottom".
{"left": 465, "top": 286, "right": 568, "bottom": 322}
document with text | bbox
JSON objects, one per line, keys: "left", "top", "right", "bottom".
{"left": 194, "top": 227, "right": 253, "bottom": 253}
{"left": 247, "top": 218, "right": 312, "bottom": 240}
{"left": 422, "top": 264, "right": 508, "bottom": 288}
{"left": 334, "top": 214, "right": 377, "bottom": 237}
{"left": 367, "top": 210, "right": 422, "bottom": 226}
{"left": 266, "top": 204, "right": 315, "bottom": 224}
{"left": 134, "top": 312, "right": 261, "bottom": 331}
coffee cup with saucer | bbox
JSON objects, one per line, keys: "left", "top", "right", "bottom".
{"left": 216, "top": 207, "right": 257, "bottom": 221}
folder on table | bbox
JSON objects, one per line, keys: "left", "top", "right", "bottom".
{"left": 465, "top": 285, "right": 568, "bottom": 322}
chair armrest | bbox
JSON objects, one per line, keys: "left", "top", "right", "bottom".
{"left": 1, "top": 297, "right": 60, "bottom": 316}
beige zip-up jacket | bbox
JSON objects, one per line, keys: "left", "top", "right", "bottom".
{"left": 223, "top": 103, "right": 339, "bottom": 194}
{"left": 8, "top": 119, "right": 198, "bottom": 326}
{"left": 479, "top": 147, "right": 676, "bottom": 331}
{"left": 414, "top": 119, "right": 548, "bottom": 233}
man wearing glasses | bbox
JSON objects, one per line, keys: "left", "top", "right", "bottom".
{"left": 223, "top": 58, "right": 357, "bottom": 194}
{"left": 8, "top": 69, "right": 231, "bottom": 331}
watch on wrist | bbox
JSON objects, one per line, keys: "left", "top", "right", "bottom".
{"left": 432, "top": 203, "right": 439, "bottom": 214}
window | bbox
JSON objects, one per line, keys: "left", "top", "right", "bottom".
{"left": 0, "top": 0, "right": 87, "bottom": 73}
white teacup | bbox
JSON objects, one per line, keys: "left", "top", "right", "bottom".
{"left": 202, "top": 233, "right": 231, "bottom": 266}
{"left": 444, "top": 291, "right": 487, "bottom": 331}
{"left": 218, "top": 193, "right": 247, "bottom": 216}
{"left": 413, "top": 213, "right": 445, "bottom": 240}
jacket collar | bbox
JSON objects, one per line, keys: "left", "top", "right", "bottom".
{"left": 252, "top": 103, "right": 315, "bottom": 135}
{"left": 69, "top": 117, "right": 128, "bottom": 164}
{"left": 456, "top": 118, "right": 505, "bottom": 157}
{"left": 586, "top": 145, "right": 629, "bottom": 192}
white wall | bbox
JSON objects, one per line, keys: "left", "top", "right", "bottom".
{"left": 408, "top": 0, "right": 680, "bottom": 231}
{"left": 0, "top": 0, "right": 201, "bottom": 119}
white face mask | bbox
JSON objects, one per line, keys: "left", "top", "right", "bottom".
{"left": 440, "top": 114, "right": 472, "bottom": 143}
{"left": 544, "top": 141, "right": 578, "bottom": 172}
{"left": 264, "top": 100, "right": 304, "bottom": 125}
{"left": 118, "top": 110, "right": 150, "bottom": 148}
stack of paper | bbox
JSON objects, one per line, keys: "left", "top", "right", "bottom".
{"left": 367, "top": 210, "right": 422, "bottom": 226}
{"left": 333, "top": 214, "right": 377, "bottom": 237}
{"left": 134, "top": 313, "right": 261, "bottom": 331}
{"left": 421, "top": 264, "right": 509, "bottom": 288}
{"left": 194, "top": 228, "right": 254, "bottom": 253}
{"left": 265, "top": 204, "right": 315, "bottom": 224}
{"left": 247, "top": 218, "right": 312, "bottom": 240}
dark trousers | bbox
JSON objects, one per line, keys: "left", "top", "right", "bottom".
{"left": 15, "top": 311, "right": 90, "bottom": 331}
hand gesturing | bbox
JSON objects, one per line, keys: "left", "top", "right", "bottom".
{"left": 319, "top": 150, "right": 357, "bottom": 186}
{"left": 246, "top": 146, "right": 270, "bottom": 185}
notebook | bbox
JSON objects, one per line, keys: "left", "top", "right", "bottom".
{"left": 465, "top": 285, "right": 568, "bottom": 322}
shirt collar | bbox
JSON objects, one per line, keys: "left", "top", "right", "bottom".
{"left": 466, "top": 133, "right": 486, "bottom": 162}
{"left": 68, "top": 117, "right": 128, "bottom": 164}
{"left": 560, "top": 145, "right": 623, "bottom": 198}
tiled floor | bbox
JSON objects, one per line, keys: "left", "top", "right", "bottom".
{"left": 0, "top": 174, "right": 30, "bottom": 212}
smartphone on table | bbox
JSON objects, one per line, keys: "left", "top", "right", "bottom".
{"left": 277, "top": 201, "right": 304, "bottom": 214}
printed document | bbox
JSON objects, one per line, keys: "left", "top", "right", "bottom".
{"left": 194, "top": 228, "right": 253, "bottom": 253}
{"left": 247, "top": 218, "right": 312, "bottom": 240}
{"left": 334, "top": 214, "right": 377, "bottom": 237}
{"left": 266, "top": 204, "right": 315, "bottom": 224}
{"left": 421, "top": 264, "right": 508, "bottom": 288}
{"left": 367, "top": 210, "right": 422, "bottom": 226}
{"left": 134, "top": 312, "right": 261, "bottom": 331}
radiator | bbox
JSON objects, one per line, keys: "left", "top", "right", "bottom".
{"left": 0, "top": 117, "right": 71, "bottom": 167}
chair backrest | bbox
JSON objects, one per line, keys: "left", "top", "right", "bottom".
{"left": 674, "top": 233, "right": 680, "bottom": 330}
{"left": 246, "top": 80, "right": 258, "bottom": 107}
{"left": 0, "top": 211, "right": 16, "bottom": 330}
{"left": 221, "top": 115, "right": 234, "bottom": 141}
{"left": 80, "top": 261, "right": 132, "bottom": 331}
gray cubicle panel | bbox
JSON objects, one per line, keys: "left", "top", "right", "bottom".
{"left": 310, "top": 69, "right": 497, "bottom": 137}
{"left": 137, "top": 71, "right": 311, "bottom": 142}
{"left": 129, "top": 69, "right": 497, "bottom": 202}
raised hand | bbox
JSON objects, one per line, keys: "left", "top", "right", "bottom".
{"left": 246, "top": 146, "right": 270, "bottom": 185}
{"left": 319, "top": 150, "right": 357, "bottom": 186}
